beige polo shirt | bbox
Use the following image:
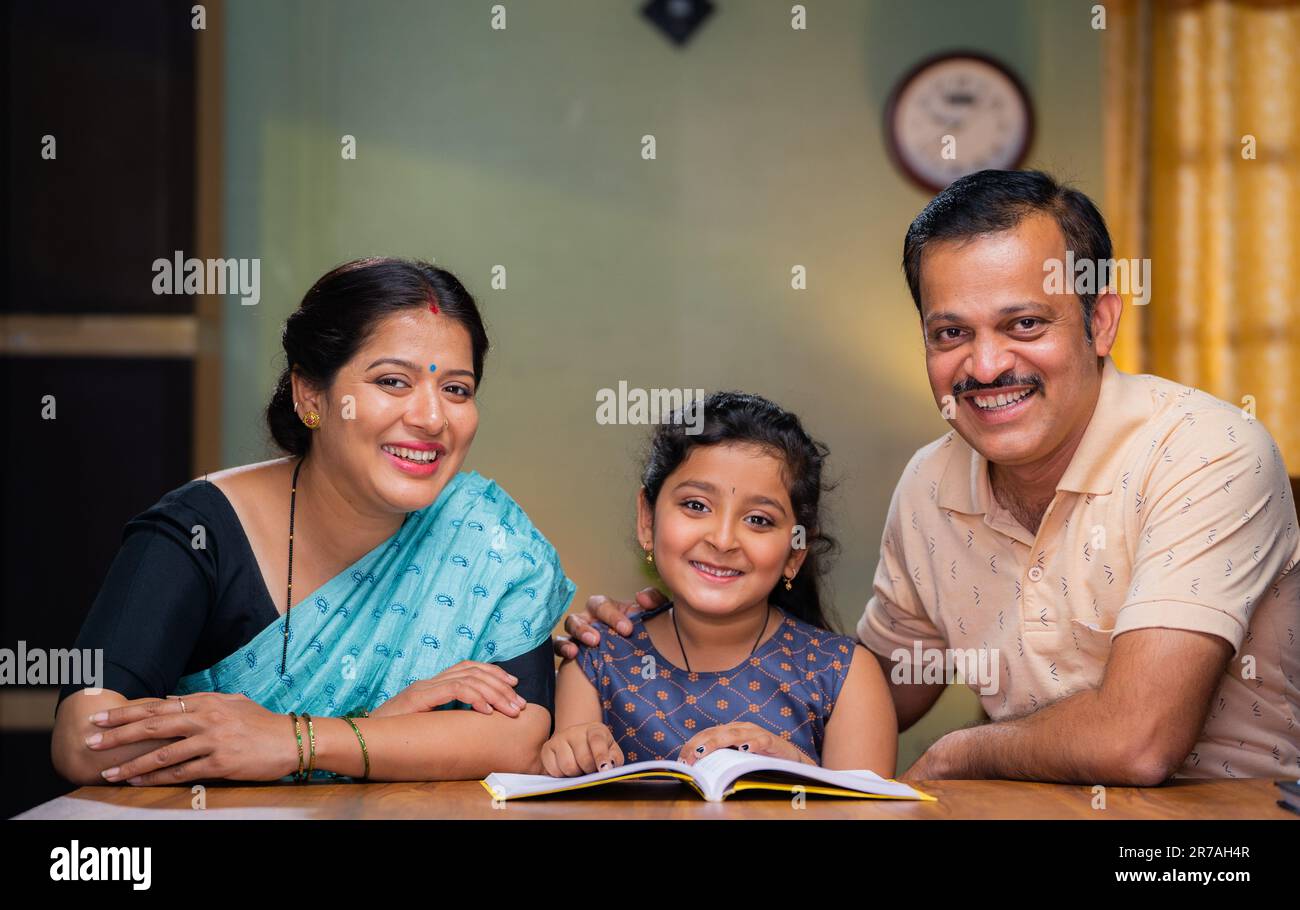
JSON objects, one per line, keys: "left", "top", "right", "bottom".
{"left": 858, "top": 356, "right": 1300, "bottom": 779}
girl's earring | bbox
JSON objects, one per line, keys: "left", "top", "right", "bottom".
{"left": 644, "top": 548, "right": 654, "bottom": 565}
{"left": 301, "top": 410, "right": 321, "bottom": 429}
{"left": 784, "top": 575, "right": 793, "bottom": 591}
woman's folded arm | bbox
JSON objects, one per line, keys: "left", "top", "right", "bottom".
{"left": 308, "top": 704, "right": 551, "bottom": 780}
{"left": 52, "top": 689, "right": 177, "bottom": 786}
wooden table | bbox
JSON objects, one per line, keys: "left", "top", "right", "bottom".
{"left": 17, "top": 778, "right": 1296, "bottom": 820}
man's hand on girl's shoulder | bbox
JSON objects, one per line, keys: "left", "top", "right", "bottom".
{"left": 553, "top": 588, "right": 667, "bottom": 659}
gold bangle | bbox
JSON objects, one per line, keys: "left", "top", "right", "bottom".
{"left": 291, "top": 712, "right": 305, "bottom": 780}
{"left": 303, "top": 712, "right": 317, "bottom": 781}
{"left": 344, "top": 716, "right": 370, "bottom": 780}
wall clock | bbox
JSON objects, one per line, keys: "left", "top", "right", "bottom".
{"left": 884, "top": 51, "right": 1034, "bottom": 193}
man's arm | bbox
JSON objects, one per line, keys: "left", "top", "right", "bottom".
{"left": 902, "top": 626, "right": 1231, "bottom": 785}
{"left": 870, "top": 649, "right": 946, "bottom": 732}
{"left": 855, "top": 450, "right": 956, "bottom": 733}
{"left": 857, "top": 489, "right": 949, "bottom": 731}
{"left": 554, "top": 589, "right": 666, "bottom": 659}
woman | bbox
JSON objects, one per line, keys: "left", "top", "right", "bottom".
{"left": 51, "top": 258, "right": 574, "bottom": 785}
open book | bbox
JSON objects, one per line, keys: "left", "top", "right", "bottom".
{"left": 481, "top": 747, "right": 934, "bottom": 803}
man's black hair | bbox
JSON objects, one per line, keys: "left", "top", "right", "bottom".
{"left": 902, "top": 169, "right": 1112, "bottom": 342}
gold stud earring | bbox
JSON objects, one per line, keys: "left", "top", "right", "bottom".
{"left": 301, "top": 410, "right": 321, "bottom": 429}
{"left": 784, "top": 575, "right": 793, "bottom": 591}
{"left": 645, "top": 548, "right": 654, "bottom": 565}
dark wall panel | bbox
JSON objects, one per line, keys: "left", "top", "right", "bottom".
{"left": 5, "top": 0, "right": 196, "bottom": 314}
{"left": 1, "top": 356, "right": 195, "bottom": 649}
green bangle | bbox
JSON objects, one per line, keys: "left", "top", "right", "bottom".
{"left": 344, "top": 716, "right": 370, "bottom": 780}
{"left": 289, "top": 712, "right": 305, "bottom": 782}
{"left": 303, "top": 712, "right": 317, "bottom": 781}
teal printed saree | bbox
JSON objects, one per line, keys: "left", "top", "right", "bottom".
{"left": 175, "top": 471, "right": 575, "bottom": 717}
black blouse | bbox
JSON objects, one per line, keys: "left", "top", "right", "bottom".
{"left": 58, "top": 479, "right": 555, "bottom": 723}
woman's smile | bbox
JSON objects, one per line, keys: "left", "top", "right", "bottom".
{"left": 380, "top": 441, "right": 446, "bottom": 477}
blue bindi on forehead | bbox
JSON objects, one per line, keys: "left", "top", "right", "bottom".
{"left": 429, "top": 363, "right": 437, "bottom": 372}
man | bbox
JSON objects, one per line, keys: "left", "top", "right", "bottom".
{"left": 561, "top": 170, "right": 1300, "bottom": 785}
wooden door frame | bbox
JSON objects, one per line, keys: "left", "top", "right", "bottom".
{"left": 194, "top": 0, "right": 225, "bottom": 476}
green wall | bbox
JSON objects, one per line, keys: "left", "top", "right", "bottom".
{"left": 221, "top": 0, "right": 1104, "bottom": 770}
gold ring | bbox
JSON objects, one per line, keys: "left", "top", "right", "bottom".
{"left": 179, "top": 698, "right": 188, "bottom": 714}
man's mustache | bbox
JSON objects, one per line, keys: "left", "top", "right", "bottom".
{"left": 952, "top": 374, "right": 1043, "bottom": 398}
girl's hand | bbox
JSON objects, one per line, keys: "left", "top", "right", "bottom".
{"left": 369, "top": 660, "right": 525, "bottom": 719}
{"left": 86, "top": 693, "right": 298, "bottom": 785}
{"left": 540, "top": 722, "right": 624, "bottom": 777}
{"left": 679, "top": 721, "right": 815, "bottom": 767}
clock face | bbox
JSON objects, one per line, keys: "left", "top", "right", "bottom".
{"left": 885, "top": 52, "right": 1034, "bottom": 193}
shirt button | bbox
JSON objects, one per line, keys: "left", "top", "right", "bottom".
{"left": 1028, "top": 566, "right": 1044, "bottom": 582}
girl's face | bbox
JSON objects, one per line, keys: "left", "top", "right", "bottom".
{"left": 638, "top": 442, "right": 808, "bottom": 616}
{"left": 292, "top": 308, "right": 479, "bottom": 515}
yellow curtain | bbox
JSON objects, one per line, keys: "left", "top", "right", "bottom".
{"left": 1105, "top": 0, "right": 1300, "bottom": 472}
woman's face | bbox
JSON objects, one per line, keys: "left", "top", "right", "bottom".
{"left": 637, "top": 442, "right": 807, "bottom": 616}
{"left": 294, "top": 307, "right": 479, "bottom": 515}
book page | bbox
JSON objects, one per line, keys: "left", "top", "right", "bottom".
{"left": 691, "top": 748, "right": 925, "bottom": 800}
{"left": 483, "top": 758, "right": 697, "bottom": 799}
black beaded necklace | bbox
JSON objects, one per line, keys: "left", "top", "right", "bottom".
{"left": 670, "top": 603, "right": 771, "bottom": 674}
{"left": 280, "top": 457, "right": 304, "bottom": 677}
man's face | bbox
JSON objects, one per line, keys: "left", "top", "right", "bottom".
{"left": 918, "top": 212, "right": 1113, "bottom": 470}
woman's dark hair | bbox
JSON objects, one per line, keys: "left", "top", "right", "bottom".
{"left": 640, "top": 391, "right": 839, "bottom": 633}
{"left": 902, "top": 169, "right": 1112, "bottom": 342}
{"left": 266, "top": 257, "right": 489, "bottom": 456}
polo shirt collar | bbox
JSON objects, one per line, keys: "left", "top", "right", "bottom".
{"left": 937, "top": 431, "right": 987, "bottom": 515}
{"left": 1056, "top": 356, "right": 1154, "bottom": 494}
{"left": 937, "top": 356, "right": 1153, "bottom": 514}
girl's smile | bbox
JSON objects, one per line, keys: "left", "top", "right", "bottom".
{"left": 688, "top": 559, "right": 745, "bottom": 583}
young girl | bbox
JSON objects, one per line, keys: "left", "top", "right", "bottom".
{"left": 542, "top": 391, "right": 897, "bottom": 777}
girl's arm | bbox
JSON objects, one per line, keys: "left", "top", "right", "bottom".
{"left": 538, "top": 657, "right": 622, "bottom": 777}
{"left": 553, "top": 656, "right": 605, "bottom": 729}
{"left": 820, "top": 645, "right": 899, "bottom": 776}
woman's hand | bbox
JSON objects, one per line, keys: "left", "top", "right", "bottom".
{"left": 539, "top": 722, "right": 624, "bottom": 777}
{"left": 369, "top": 660, "right": 526, "bottom": 719}
{"left": 86, "top": 693, "right": 298, "bottom": 785}
{"left": 678, "top": 721, "right": 815, "bottom": 767}
{"left": 53, "top": 691, "right": 176, "bottom": 786}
